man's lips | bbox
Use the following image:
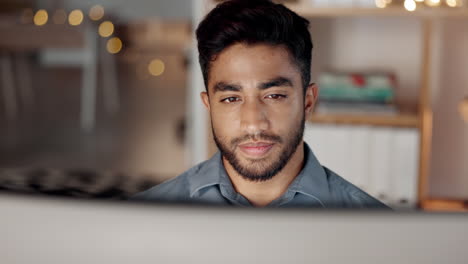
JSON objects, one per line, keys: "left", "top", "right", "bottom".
{"left": 238, "top": 142, "right": 275, "bottom": 157}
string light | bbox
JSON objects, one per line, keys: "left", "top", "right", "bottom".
{"left": 89, "top": 5, "right": 105, "bottom": 21}
{"left": 425, "top": 0, "right": 441, "bottom": 6}
{"left": 68, "top": 9, "right": 84, "bottom": 26}
{"left": 148, "top": 59, "right": 165, "bottom": 76}
{"left": 374, "top": 0, "right": 465, "bottom": 9}
{"left": 375, "top": 0, "right": 387, "bottom": 8}
{"left": 33, "top": 9, "right": 48, "bottom": 26}
{"left": 107, "top": 37, "right": 123, "bottom": 54}
{"left": 446, "top": 0, "right": 457, "bottom": 7}
{"left": 98, "top": 21, "right": 114, "bottom": 37}
{"left": 404, "top": 0, "right": 417, "bottom": 11}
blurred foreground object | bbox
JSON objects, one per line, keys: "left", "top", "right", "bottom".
{"left": 1, "top": 194, "right": 468, "bottom": 264}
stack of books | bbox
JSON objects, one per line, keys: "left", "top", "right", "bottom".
{"left": 316, "top": 71, "right": 398, "bottom": 115}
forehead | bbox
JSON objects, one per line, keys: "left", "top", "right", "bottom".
{"left": 208, "top": 43, "right": 300, "bottom": 90}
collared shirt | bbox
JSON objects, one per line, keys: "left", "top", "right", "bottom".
{"left": 132, "top": 143, "right": 390, "bottom": 209}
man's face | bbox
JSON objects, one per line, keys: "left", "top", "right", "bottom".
{"left": 201, "top": 43, "right": 316, "bottom": 182}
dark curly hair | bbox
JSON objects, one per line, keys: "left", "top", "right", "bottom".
{"left": 196, "top": 0, "right": 313, "bottom": 93}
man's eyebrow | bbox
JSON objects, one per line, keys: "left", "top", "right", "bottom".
{"left": 213, "top": 82, "right": 242, "bottom": 93}
{"left": 258, "top": 77, "right": 293, "bottom": 90}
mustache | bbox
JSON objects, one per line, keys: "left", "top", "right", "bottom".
{"left": 231, "top": 132, "right": 283, "bottom": 146}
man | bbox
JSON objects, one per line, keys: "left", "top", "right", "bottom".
{"left": 133, "top": 0, "right": 388, "bottom": 209}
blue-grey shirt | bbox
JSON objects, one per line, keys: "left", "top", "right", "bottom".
{"left": 133, "top": 143, "right": 389, "bottom": 209}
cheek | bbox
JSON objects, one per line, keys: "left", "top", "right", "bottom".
{"left": 210, "top": 107, "right": 240, "bottom": 138}
{"left": 268, "top": 101, "right": 303, "bottom": 125}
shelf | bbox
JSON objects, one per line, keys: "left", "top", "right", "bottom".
{"left": 308, "top": 113, "right": 420, "bottom": 127}
{"left": 284, "top": 5, "right": 468, "bottom": 18}
{"left": 421, "top": 199, "right": 468, "bottom": 212}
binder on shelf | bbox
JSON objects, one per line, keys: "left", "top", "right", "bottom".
{"left": 347, "top": 125, "right": 371, "bottom": 190}
{"left": 305, "top": 123, "right": 420, "bottom": 208}
{"left": 305, "top": 123, "right": 358, "bottom": 187}
{"left": 392, "top": 128, "right": 420, "bottom": 208}
{"left": 368, "top": 127, "right": 394, "bottom": 204}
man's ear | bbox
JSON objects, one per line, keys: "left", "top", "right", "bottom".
{"left": 200, "top": 91, "right": 211, "bottom": 111}
{"left": 304, "top": 83, "right": 319, "bottom": 119}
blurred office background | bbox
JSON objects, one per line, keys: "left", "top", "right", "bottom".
{"left": 0, "top": 0, "right": 467, "bottom": 210}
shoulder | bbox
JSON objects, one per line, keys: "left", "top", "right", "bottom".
{"left": 324, "top": 167, "right": 391, "bottom": 209}
{"left": 130, "top": 161, "right": 208, "bottom": 202}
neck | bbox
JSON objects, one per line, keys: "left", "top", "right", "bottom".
{"left": 223, "top": 142, "right": 305, "bottom": 207}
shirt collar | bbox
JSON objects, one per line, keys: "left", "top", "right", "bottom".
{"left": 188, "top": 143, "right": 332, "bottom": 207}
{"left": 285, "top": 143, "right": 331, "bottom": 207}
{"left": 188, "top": 152, "right": 235, "bottom": 198}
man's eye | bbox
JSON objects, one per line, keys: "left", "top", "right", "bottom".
{"left": 221, "top": 97, "right": 240, "bottom": 103}
{"left": 266, "top": 94, "right": 287, "bottom": 100}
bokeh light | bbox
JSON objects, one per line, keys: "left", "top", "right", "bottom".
{"left": 33, "top": 9, "right": 48, "bottom": 26}
{"left": 89, "top": 5, "right": 105, "bottom": 21}
{"left": 404, "top": 0, "right": 417, "bottom": 11}
{"left": 52, "top": 9, "right": 67, "bottom": 25}
{"left": 446, "top": 0, "right": 457, "bottom": 7}
{"left": 148, "top": 59, "right": 166, "bottom": 77}
{"left": 425, "top": 0, "right": 441, "bottom": 6}
{"left": 99, "top": 21, "right": 114, "bottom": 37}
{"left": 68, "top": 9, "right": 84, "bottom": 26}
{"left": 375, "top": 0, "right": 387, "bottom": 8}
{"left": 107, "top": 37, "right": 123, "bottom": 54}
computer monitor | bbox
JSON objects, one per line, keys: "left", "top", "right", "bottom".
{"left": 1, "top": 193, "right": 467, "bottom": 264}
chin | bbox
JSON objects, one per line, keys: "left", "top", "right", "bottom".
{"left": 234, "top": 153, "right": 284, "bottom": 182}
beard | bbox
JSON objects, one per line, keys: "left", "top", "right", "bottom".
{"left": 212, "top": 114, "right": 305, "bottom": 182}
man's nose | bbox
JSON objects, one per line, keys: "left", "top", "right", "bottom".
{"left": 240, "top": 98, "right": 269, "bottom": 135}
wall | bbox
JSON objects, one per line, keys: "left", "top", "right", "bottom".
{"left": 429, "top": 18, "right": 468, "bottom": 199}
